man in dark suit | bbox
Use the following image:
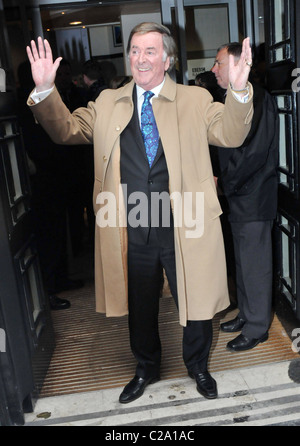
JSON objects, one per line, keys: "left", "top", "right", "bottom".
{"left": 212, "top": 42, "right": 279, "bottom": 352}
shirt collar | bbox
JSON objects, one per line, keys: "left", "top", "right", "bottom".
{"left": 136, "top": 77, "right": 166, "bottom": 101}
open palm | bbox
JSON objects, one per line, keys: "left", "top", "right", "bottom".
{"left": 228, "top": 37, "right": 252, "bottom": 91}
{"left": 26, "top": 37, "right": 62, "bottom": 92}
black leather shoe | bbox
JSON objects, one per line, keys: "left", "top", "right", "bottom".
{"left": 227, "top": 333, "right": 269, "bottom": 352}
{"left": 49, "top": 295, "right": 71, "bottom": 310}
{"left": 119, "top": 375, "right": 160, "bottom": 404}
{"left": 220, "top": 316, "right": 245, "bottom": 333}
{"left": 189, "top": 371, "right": 218, "bottom": 399}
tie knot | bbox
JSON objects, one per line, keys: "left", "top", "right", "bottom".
{"left": 143, "top": 91, "right": 154, "bottom": 103}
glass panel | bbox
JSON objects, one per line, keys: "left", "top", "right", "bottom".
{"left": 281, "top": 215, "right": 290, "bottom": 231}
{"left": 16, "top": 244, "right": 43, "bottom": 330}
{"left": 273, "top": 44, "right": 291, "bottom": 62}
{"left": 276, "top": 95, "right": 291, "bottom": 111}
{"left": 289, "top": 116, "right": 294, "bottom": 173}
{"left": 8, "top": 140, "right": 22, "bottom": 201}
{"left": 274, "top": 0, "right": 290, "bottom": 42}
{"left": 274, "top": 46, "right": 284, "bottom": 62}
{"left": 0, "top": 121, "right": 14, "bottom": 138}
{"left": 277, "top": 95, "right": 286, "bottom": 109}
{"left": 281, "top": 231, "right": 290, "bottom": 284}
{"left": 277, "top": 212, "right": 298, "bottom": 308}
{"left": 280, "top": 171, "right": 287, "bottom": 186}
{"left": 293, "top": 245, "right": 297, "bottom": 294}
{"left": 279, "top": 114, "right": 287, "bottom": 168}
{"left": 12, "top": 202, "right": 26, "bottom": 223}
{"left": 28, "top": 263, "right": 41, "bottom": 322}
{"left": 256, "top": 0, "right": 265, "bottom": 44}
{"left": 184, "top": 5, "right": 230, "bottom": 83}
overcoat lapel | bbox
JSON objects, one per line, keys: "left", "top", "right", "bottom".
{"left": 152, "top": 77, "right": 182, "bottom": 194}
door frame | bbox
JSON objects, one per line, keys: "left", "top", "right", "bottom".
{"left": 264, "top": 0, "right": 300, "bottom": 319}
{"left": 161, "top": 0, "right": 239, "bottom": 84}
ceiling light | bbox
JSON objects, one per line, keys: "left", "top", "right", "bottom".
{"left": 69, "top": 21, "right": 82, "bottom": 25}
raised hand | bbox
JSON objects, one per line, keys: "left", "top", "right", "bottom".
{"left": 228, "top": 37, "right": 252, "bottom": 92}
{"left": 26, "top": 37, "right": 62, "bottom": 92}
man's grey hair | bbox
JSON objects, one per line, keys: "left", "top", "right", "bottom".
{"left": 126, "top": 22, "right": 177, "bottom": 71}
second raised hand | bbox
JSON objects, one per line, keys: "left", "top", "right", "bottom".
{"left": 228, "top": 37, "right": 252, "bottom": 92}
{"left": 26, "top": 37, "right": 62, "bottom": 92}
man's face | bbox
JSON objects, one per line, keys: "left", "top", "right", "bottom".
{"left": 212, "top": 47, "right": 230, "bottom": 90}
{"left": 129, "top": 31, "right": 170, "bottom": 90}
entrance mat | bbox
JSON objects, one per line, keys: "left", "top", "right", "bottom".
{"left": 39, "top": 281, "right": 298, "bottom": 397}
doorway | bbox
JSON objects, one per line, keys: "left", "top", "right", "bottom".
{"left": 1, "top": 0, "right": 300, "bottom": 421}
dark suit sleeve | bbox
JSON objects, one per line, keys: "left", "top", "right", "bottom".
{"left": 217, "top": 86, "right": 279, "bottom": 196}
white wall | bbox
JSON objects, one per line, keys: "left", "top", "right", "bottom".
{"left": 89, "top": 25, "right": 122, "bottom": 57}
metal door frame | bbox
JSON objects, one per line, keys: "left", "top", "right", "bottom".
{"left": 264, "top": 0, "right": 300, "bottom": 319}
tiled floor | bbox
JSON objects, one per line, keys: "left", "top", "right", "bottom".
{"left": 24, "top": 247, "right": 300, "bottom": 427}
{"left": 25, "top": 360, "right": 300, "bottom": 426}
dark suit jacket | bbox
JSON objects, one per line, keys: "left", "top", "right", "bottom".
{"left": 120, "top": 87, "right": 174, "bottom": 247}
{"left": 216, "top": 83, "right": 279, "bottom": 222}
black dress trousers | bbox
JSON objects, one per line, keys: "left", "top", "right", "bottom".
{"left": 230, "top": 220, "right": 273, "bottom": 338}
{"left": 128, "top": 229, "right": 213, "bottom": 380}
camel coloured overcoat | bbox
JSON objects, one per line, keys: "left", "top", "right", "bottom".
{"left": 28, "top": 74, "right": 253, "bottom": 326}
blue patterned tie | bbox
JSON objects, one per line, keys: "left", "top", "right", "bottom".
{"left": 141, "top": 91, "right": 159, "bottom": 167}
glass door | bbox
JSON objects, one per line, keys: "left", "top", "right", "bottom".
{"left": 264, "top": 0, "right": 300, "bottom": 320}
{"left": 161, "top": 0, "right": 239, "bottom": 84}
